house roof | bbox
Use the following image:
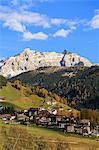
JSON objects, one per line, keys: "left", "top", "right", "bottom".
{"left": 0, "top": 114, "right": 11, "bottom": 117}
{"left": 80, "top": 119, "right": 90, "bottom": 123}
{"left": 29, "top": 108, "right": 38, "bottom": 111}
{"left": 38, "top": 110, "right": 50, "bottom": 117}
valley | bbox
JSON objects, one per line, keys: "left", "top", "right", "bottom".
{"left": 0, "top": 50, "right": 99, "bottom": 150}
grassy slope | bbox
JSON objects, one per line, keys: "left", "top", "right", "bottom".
{"left": 0, "top": 124, "right": 98, "bottom": 150}
{"left": 0, "top": 83, "right": 74, "bottom": 113}
{"left": 0, "top": 83, "right": 44, "bottom": 110}
{"left": 0, "top": 83, "right": 24, "bottom": 100}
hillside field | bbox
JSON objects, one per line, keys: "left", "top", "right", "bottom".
{"left": 0, "top": 83, "right": 44, "bottom": 110}
{"left": 0, "top": 83, "right": 73, "bottom": 112}
{"left": 0, "top": 124, "right": 99, "bottom": 150}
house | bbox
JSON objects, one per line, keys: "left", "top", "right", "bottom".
{"left": 56, "top": 115, "right": 62, "bottom": 123}
{"left": 39, "top": 106, "right": 45, "bottom": 111}
{"left": 58, "top": 120, "right": 67, "bottom": 129}
{"left": 46, "top": 100, "right": 52, "bottom": 105}
{"left": 58, "top": 117, "right": 70, "bottom": 129}
{"left": 36, "top": 110, "right": 59, "bottom": 126}
{"left": 66, "top": 125, "right": 74, "bottom": 133}
{"left": 27, "top": 108, "right": 39, "bottom": 123}
{"left": 49, "top": 107, "right": 57, "bottom": 115}
{"left": 49, "top": 114, "right": 57, "bottom": 125}
{"left": 38, "top": 110, "right": 50, "bottom": 117}
{"left": 58, "top": 117, "right": 76, "bottom": 132}
{"left": 93, "top": 125, "right": 99, "bottom": 137}
{"left": 28, "top": 108, "right": 39, "bottom": 117}
{"left": 80, "top": 119, "right": 91, "bottom": 127}
{"left": 36, "top": 110, "right": 50, "bottom": 125}
{"left": 17, "top": 113, "right": 29, "bottom": 122}
{"left": 96, "top": 125, "right": 99, "bottom": 137}
{"left": 67, "top": 109, "right": 72, "bottom": 112}
{"left": 82, "top": 127, "right": 91, "bottom": 136}
{"left": 0, "top": 114, "right": 11, "bottom": 121}
{"left": 0, "top": 113, "right": 17, "bottom": 124}
{"left": 58, "top": 119, "right": 75, "bottom": 132}
{"left": 79, "top": 119, "right": 91, "bottom": 135}
{"left": 63, "top": 117, "right": 75, "bottom": 125}
{"left": 74, "top": 124, "right": 83, "bottom": 134}
{"left": 10, "top": 115, "right": 16, "bottom": 120}
{"left": 37, "top": 116, "right": 50, "bottom": 126}
{"left": 51, "top": 109, "right": 57, "bottom": 115}
{"left": 24, "top": 110, "right": 28, "bottom": 113}
{"left": 45, "top": 100, "right": 57, "bottom": 106}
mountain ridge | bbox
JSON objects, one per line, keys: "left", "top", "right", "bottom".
{"left": 0, "top": 48, "right": 92, "bottom": 78}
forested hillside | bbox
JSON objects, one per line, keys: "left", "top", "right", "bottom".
{"left": 10, "top": 66, "right": 99, "bottom": 109}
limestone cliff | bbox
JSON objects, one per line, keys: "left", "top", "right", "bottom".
{"left": 0, "top": 48, "right": 92, "bottom": 78}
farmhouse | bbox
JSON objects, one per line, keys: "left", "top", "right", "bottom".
{"left": 17, "top": 113, "right": 29, "bottom": 122}
{"left": 73, "top": 119, "right": 91, "bottom": 135}
{"left": 0, "top": 114, "right": 11, "bottom": 121}
{"left": 36, "top": 110, "right": 50, "bottom": 125}
{"left": 28, "top": 108, "right": 39, "bottom": 117}
{"left": 66, "top": 125, "right": 74, "bottom": 133}
{"left": 45, "top": 100, "right": 57, "bottom": 106}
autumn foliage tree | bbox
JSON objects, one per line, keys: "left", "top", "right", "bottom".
{"left": 0, "top": 75, "right": 7, "bottom": 88}
{"left": 81, "top": 109, "right": 99, "bottom": 127}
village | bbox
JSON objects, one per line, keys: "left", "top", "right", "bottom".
{"left": 0, "top": 97, "right": 99, "bottom": 139}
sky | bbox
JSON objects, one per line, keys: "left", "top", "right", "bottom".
{"left": 0, "top": 0, "right": 99, "bottom": 63}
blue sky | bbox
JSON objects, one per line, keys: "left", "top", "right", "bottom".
{"left": 0, "top": 0, "right": 99, "bottom": 63}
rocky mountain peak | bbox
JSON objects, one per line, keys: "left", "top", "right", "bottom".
{"left": 22, "top": 48, "right": 34, "bottom": 55}
{"left": 0, "top": 48, "right": 92, "bottom": 78}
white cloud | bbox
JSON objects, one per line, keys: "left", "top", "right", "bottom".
{"left": 0, "top": 6, "right": 50, "bottom": 28}
{"left": 11, "top": 0, "right": 34, "bottom": 10}
{"left": 11, "top": 0, "right": 18, "bottom": 6}
{"left": 0, "top": 4, "right": 78, "bottom": 41}
{"left": 23, "top": 31, "right": 48, "bottom": 41}
{"left": 51, "top": 18, "right": 66, "bottom": 25}
{"left": 0, "top": 5, "right": 77, "bottom": 29}
{"left": 89, "top": 14, "right": 99, "bottom": 29}
{"left": 51, "top": 18, "right": 77, "bottom": 29}
{"left": 53, "top": 29, "right": 72, "bottom": 38}
{"left": 3, "top": 19, "right": 26, "bottom": 32}
{"left": 70, "top": 26, "right": 76, "bottom": 30}
{"left": 87, "top": 10, "right": 99, "bottom": 29}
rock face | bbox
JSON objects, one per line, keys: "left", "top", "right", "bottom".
{"left": 0, "top": 60, "right": 4, "bottom": 68}
{"left": 0, "top": 48, "right": 92, "bottom": 78}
